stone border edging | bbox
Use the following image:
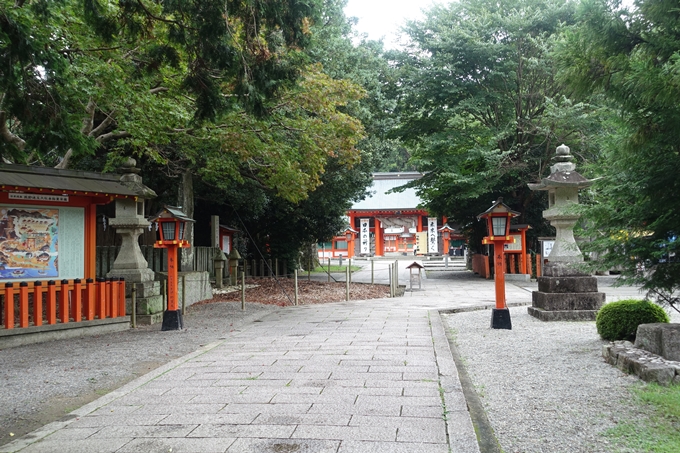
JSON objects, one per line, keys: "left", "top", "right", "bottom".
{"left": 603, "top": 341, "right": 680, "bottom": 386}
{"left": 429, "top": 310, "right": 481, "bottom": 453}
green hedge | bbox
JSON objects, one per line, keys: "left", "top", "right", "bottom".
{"left": 596, "top": 299, "right": 670, "bottom": 341}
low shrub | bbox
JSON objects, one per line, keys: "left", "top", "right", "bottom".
{"left": 596, "top": 299, "right": 670, "bottom": 341}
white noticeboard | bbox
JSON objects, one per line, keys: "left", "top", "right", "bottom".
{"left": 542, "top": 240, "right": 554, "bottom": 258}
{"left": 504, "top": 234, "right": 523, "bottom": 251}
{"left": 360, "top": 218, "right": 370, "bottom": 255}
{"left": 427, "top": 217, "right": 438, "bottom": 254}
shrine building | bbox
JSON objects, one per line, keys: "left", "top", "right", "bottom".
{"left": 319, "top": 173, "right": 464, "bottom": 258}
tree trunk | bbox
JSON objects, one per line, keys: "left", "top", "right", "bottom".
{"left": 299, "top": 242, "right": 318, "bottom": 272}
{"left": 179, "top": 170, "right": 195, "bottom": 272}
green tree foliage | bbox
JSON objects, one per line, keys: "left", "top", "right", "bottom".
{"left": 557, "top": 0, "right": 680, "bottom": 297}
{"left": 388, "top": 0, "right": 609, "bottom": 248}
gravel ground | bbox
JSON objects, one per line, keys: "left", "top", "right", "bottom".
{"left": 0, "top": 300, "right": 278, "bottom": 447}
{"left": 443, "top": 307, "right": 680, "bottom": 453}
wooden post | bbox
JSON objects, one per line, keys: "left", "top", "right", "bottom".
{"left": 33, "top": 281, "right": 43, "bottom": 327}
{"left": 345, "top": 266, "right": 350, "bottom": 301}
{"left": 96, "top": 278, "right": 105, "bottom": 319}
{"left": 241, "top": 271, "right": 246, "bottom": 310}
{"left": 371, "top": 260, "right": 374, "bottom": 284}
{"left": 484, "top": 255, "right": 490, "bottom": 279}
{"left": 59, "top": 280, "right": 70, "bottom": 323}
{"left": 348, "top": 259, "right": 352, "bottom": 284}
{"left": 85, "top": 278, "right": 97, "bottom": 321}
{"left": 109, "top": 278, "right": 117, "bottom": 318}
{"left": 388, "top": 264, "right": 393, "bottom": 297}
{"left": 131, "top": 283, "right": 137, "bottom": 328}
{"left": 4, "top": 282, "right": 14, "bottom": 329}
{"left": 47, "top": 280, "right": 57, "bottom": 324}
{"left": 118, "top": 278, "right": 126, "bottom": 316}
{"left": 19, "top": 282, "right": 29, "bottom": 328}
{"left": 328, "top": 258, "right": 331, "bottom": 283}
{"left": 181, "top": 274, "right": 186, "bottom": 315}
{"left": 166, "top": 244, "right": 179, "bottom": 311}
{"left": 72, "top": 279, "right": 82, "bottom": 322}
{"left": 536, "top": 254, "right": 542, "bottom": 278}
{"left": 294, "top": 269, "right": 299, "bottom": 306}
{"left": 510, "top": 254, "right": 516, "bottom": 274}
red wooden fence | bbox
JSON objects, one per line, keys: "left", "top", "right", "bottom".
{"left": 1, "top": 278, "right": 126, "bottom": 330}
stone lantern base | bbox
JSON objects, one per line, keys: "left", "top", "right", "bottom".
{"left": 528, "top": 263, "right": 605, "bottom": 321}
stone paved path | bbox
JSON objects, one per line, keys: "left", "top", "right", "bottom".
{"left": 1, "top": 260, "right": 640, "bottom": 453}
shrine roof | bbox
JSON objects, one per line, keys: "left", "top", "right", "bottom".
{"left": 0, "top": 164, "right": 137, "bottom": 197}
{"left": 350, "top": 173, "right": 423, "bottom": 211}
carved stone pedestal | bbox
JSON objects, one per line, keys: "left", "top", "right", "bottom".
{"left": 528, "top": 264, "right": 605, "bottom": 321}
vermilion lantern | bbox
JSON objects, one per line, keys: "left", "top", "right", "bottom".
{"left": 478, "top": 198, "right": 519, "bottom": 329}
{"left": 151, "top": 206, "right": 195, "bottom": 331}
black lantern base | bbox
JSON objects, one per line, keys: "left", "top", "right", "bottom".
{"left": 161, "top": 309, "right": 184, "bottom": 331}
{"left": 490, "top": 308, "right": 512, "bottom": 330}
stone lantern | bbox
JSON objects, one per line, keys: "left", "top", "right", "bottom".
{"left": 107, "top": 158, "right": 163, "bottom": 324}
{"left": 527, "top": 144, "right": 605, "bottom": 320}
{"left": 107, "top": 158, "right": 156, "bottom": 282}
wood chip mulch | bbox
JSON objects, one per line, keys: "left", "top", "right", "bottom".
{"left": 198, "top": 278, "right": 391, "bottom": 307}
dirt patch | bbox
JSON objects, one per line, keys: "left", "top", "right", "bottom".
{"left": 203, "top": 279, "right": 391, "bottom": 306}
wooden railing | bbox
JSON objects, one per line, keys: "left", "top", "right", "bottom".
{"left": 1, "top": 278, "right": 126, "bottom": 330}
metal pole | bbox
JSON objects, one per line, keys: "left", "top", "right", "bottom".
{"left": 445, "top": 255, "right": 449, "bottom": 269}
{"left": 308, "top": 255, "right": 311, "bottom": 281}
{"left": 294, "top": 269, "right": 299, "bottom": 306}
{"left": 131, "top": 283, "right": 137, "bottom": 328}
{"left": 394, "top": 260, "right": 398, "bottom": 290}
{"left": 345, "top": 266, "right": 350, "bottom": 301}
{"left": 241, "top": 271, "right": 245, "bottom": 310}
{"left": 371, "top": 260, "right": 374, "bottom": 284}
{"left": 181, "top": 274, "right": 186, "bottom": 315}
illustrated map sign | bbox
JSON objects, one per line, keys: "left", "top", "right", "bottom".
{"left": 0, "top": 207, "right": 59, "bottom": 279}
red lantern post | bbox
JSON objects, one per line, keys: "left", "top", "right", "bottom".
{"left": 478, "top": 198, "right": 519, "bottom": 330}
{"left": 151, "top": 206, "right": 195, "bottom": 331}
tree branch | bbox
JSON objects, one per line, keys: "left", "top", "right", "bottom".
{"left": 96, "top": 131, "right": 131, "bottom": 143}
{"left": 0, "top": 111, "right": 27, "bottom": 151}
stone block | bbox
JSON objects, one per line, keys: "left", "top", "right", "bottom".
{"left": 639, "top": 362, "right": 675, "bottom": 386}
{"left": 532, "top": 291, "right": 605, "bottom": 311}
{"left": 134, "top": 295, "right": 164, "bottom": 315}
{"left": 616, "top": 351, "right": 637, "bottom": 374}
{"left": 155, "top": 271, "right": 212, "bottom": 307}
{"left": 125, "top": 280, "right": 160, "bottom": 299}
{"left": 537, "top": 276, "right": 599, "bottom": 293}
{"left": 635, "top": 323, "right": 680, "bottom": 362}
{"left": 673, "top": 375, "right": 680, "bottom": 386}
{"left": 527, "top": 306, "right": 598, "bottom": 321}
{"left": 542, "top": 262, "right": 590, "bottom": 277}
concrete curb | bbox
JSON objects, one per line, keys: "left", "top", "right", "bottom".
{"left": 429, "top": 309, "right": 481, "bottom": 453}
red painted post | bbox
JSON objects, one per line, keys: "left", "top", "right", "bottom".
{"left": 167, "top": 245, "right": 179, "bottom": 311}
{"left": 536, "top": 254, "right": 542, "bottom": 278}
{"left": 510, "top": 254, "right": 516, "bottom": 274}
{"left": 4, "top": 283, "right": 14, "bottom": 329}
{"left": 118, "top": 278, "right": 126, "bottom": 316}
{"left": 85, "top": 278, "right": 95, "bottom": 321}
{"left": 33, "top": 281, "right": 43, "bottom": 327}
{"left": 47, "top": 280, "right": 57, "bottom": 324}
{"left": 96, "top": 278, "right": 106, "bottom": 319}
{"left": 110, "top": 278, "right": 118, "bottom": 318}
{"left": 73, "top": 279, "right": 82, "bottom": 322}
{"left": 19, "top": 282, "right": 29, "bottom": 328}
{"left": 484, "top": 255, "right": 490, "bottom": 279}
{"left": 106, "top": 278, "right": 113, "bottom": 317}
{"left": 59, "top": 279, "right": 70, "bottom": 323}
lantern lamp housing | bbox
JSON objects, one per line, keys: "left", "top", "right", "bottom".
{"left": 150, "top": 205, "right": 195, "bottom": 248}
{"left": 477, "top": 198, "right": 519, "bottom": 242}
{"left": 438, "top": 224, "right": 455, "bottom": 240}
{"left": 343, "top": 227, "right": 358, "bottom": 243}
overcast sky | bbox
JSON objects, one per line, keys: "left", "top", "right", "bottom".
{"left": 344, "top": 0, "right": 440, "bottom": 49}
